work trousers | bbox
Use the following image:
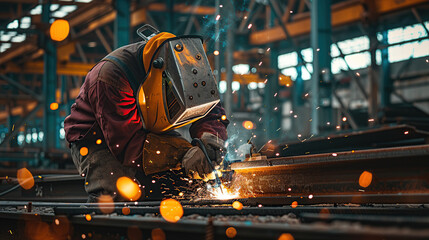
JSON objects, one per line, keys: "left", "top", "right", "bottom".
{"left": 70, "top": 140, "right": 202, "bottom": 202}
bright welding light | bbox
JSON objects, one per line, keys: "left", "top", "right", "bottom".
{"left": 210, "top": 182, "right": 239, "bottom": 200}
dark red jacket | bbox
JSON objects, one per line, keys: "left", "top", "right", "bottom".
{"left": 64, "top": 47, "right": 228, "bottom": 167}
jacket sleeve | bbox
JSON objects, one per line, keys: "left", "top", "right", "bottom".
{"left": 87, "top": 61, "right": 146, "bottom": 167}
{"left": 189, "top": 103, "right": 229, "bottom": 141}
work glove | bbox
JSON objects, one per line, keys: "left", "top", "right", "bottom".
{"left": 182, "top": 132, "right": 226, "bottom": 179}
{"left": 200, "top": 132, "right": 226, "bottom": 165}
{"left": 182, "top": 146, "right": 214, "bottom": 178}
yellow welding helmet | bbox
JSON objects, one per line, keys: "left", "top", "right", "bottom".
{"left": 136, "top": 25, "right": 220, "bottom": 133}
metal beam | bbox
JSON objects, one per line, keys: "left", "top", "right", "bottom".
{"left": 95, "top": 29, "right": 112, "bottom": 53}
{"left": 0, "top": 103, "right": 42, "bottom": 148}
{"left": 0, "top": 74, "right": 41, "bottom": 101}
{"left": 250, "top": 0, "right": 429, "bottom": 45}
{"left": 3, "top": 62, "right": 94, "bottom": 76}
{"left": 310, "top": 0, "right": 332, "bottom": 135}
{"left": 42, "top": 1, "right": 58, "bottom": 151}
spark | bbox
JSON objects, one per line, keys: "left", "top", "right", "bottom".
{"left": 288, "top": 188, "right": 292, "bottom": 191}
{"left": 316, "top": 48, "right": 320, "bottom": 51}
{"left": 293, "top": 115, "right": 297, "bottom": 118}
{"left": 80, "top": 147, "right": 88, "bottom": 156}
{"left": 404, "top": 131, "right": 409, "bottom": 135}
{"left": 247, "top": 23, "right": 252, "bottom": 29}
{"left": 152, "top": 180, "right": 156, "bottom": 183}
{"left": 290, "top": 10, "right": 293, "bottom": 13}
{"left": 219, "top": 4, "right": 223, "bottom": 7}
{"left": 275, "top": 153, "right": 280, "bottom": 156}
{"left": 356, "top": 72, "right": 360, "bottom": 77}
{"left": 267, "top": 48, "right": 270, "bottom": 51}
{"left": 55, "top": 219, "right": 60, "bottom": 225}
{"left": 244, "top": 16, "right": 248, "bottom": 19}
{"left": 258, "top": 204, "right": 262, "bottom": 207}
{"left": 291, "top": 201, "right": 298, "bottom": 208}
{"left": 81, "top": 173, "right": 85, "bottom": 177}
{"left": 326, "top": 122, "right": 331, "bottom": 125}
{"left": 258, "top": 61, "right": 263, "bottom": 66}
{"left": 304, "top": 93, "right": 309, "bottom": 97}
{"left": 110, "top": 172, "right": 113, "bottom": 175}
{"left": 342, "top": 117, "right": 347, "bottom": 122}
{"left": 274, "top": 107, "right": 278, "bottom": 111}
{"left": 215, "top": 15, "right": 220, "bottom": 21}
{"left": 308, "top": 194, "right": 313, "bottom": 199}
{"left": 336, "top": 126, "right": 340, "bottom": 129}
{"left": 210, "top": 183, "right": 239, "bottom": 200}
{"left": 368, "top": 118, "right": 374, "bottom": 122}
{"left": 156, "top": 150, "right": 161, "bottom": 154}
{"left": 274, "top": 93, "right": 278, "bottom": 97}
{"left": 332, "top": 153, "right": 337, "bottom": 157}
{"left": 214, "top": 50, "right": 219, "bottom": 55}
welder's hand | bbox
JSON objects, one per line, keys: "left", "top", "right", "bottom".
{"left": 182, "top": 146, "right": 213, "bottom": 178}
{"left": 200, "top": 132, "right": 226, "bottom": 164}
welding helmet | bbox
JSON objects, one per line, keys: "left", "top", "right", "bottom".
{"left": 137, "top": 25, "right": 220, "bottom": 133}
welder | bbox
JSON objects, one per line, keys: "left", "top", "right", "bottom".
{"left": 64, "top": 25, "right": 229, "bottom": 202}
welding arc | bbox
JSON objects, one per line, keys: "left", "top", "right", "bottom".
{"left": 191, "top": 138, "right": 223, "bottom": 194}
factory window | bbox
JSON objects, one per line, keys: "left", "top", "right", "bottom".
{"left": 388, "top": 39, "right": 429, "bottom": 63}
{"left": 281, "top": 67, "right": 298, "bottom": 81}
{"left": 232, "top": 81, "right": 241, "bottom": 91}
{"left": 337, "top": 36, "right": 369, "bottom": 55}
{"left": 331, "top": 57, "right": 348, "bottom": 74}
{"left": 301, "top": 48, "right": 313, "bottom": 63}
{"left": 219, "top": 81, "right": 226, "bottom": 94}
{"left": 387, "top": 22, "right": 429, "bottom": 44}
{"left": 248, "top": 82, "right": 258, "bottom": 90}
{"left": 301, "top": 64, "right": 313, "bottom": 81}
{"left": 344, "top": 52, "right": 371, "bottom": 70}
{"left": 232, "top": 64, "right": 250, "bottom": 75}
{"left": 278, "top": 52, "right": 298, "bottom": 69}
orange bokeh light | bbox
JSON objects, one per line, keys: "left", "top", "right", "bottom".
{"left": 80, "top": 147, "right": 88, "bottom": 156}
{"left": 85, "top": 214, "right": 92, "bottom": 221}
{"left": 17, "top": 168, "right": 34, "bottom": 190}
{"left": 359, "top": 171, "right": 373, "bottom": 188}
{"left": 232, "top": 201, "right": 243, "bottom": 210}
{"left": 98, "top": 195, "right": 115, "bottom": 214}
{"left": 116, "top": 177, "right": 142, "bottom": 201}
{"left": 50, "top": 102, "right": 59, "bottom": 111}
{"left": 96, "top": 139, "right": 102, "bottom": 145}
{"left": 225, "top": 227, "right": 237, "bottom": 238}
{"left": 160, "top": 199, "right": 183, "bottom": 223}
{"left": 122, "top": 207, "right": 131, "bottom": 215}
{"left": 221, "top": 115, "right": 227, "bottom": 121}
{"left": 278, "top": 233, "right": 295, "bottom": 240}
{"left": 50, "top": 19, "right": 70, "bottom": 41}
{"left": 290, "top": 201, "right": 298, "bottom": 208}
{"left": 151, "top": 228, "right": 166, "bottom": 240}
{"left": 214, "top": 50, "right": 219, "bottom": 56}
{"left": 242, "top": 120, "right": 254, "bottom": 130}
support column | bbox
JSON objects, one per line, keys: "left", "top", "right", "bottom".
{"left": 263, "top": 6, "right": 281, "bottom": 140}
{"left": 380, "top": 30, "right": 391, "bottom": 108}
{"left": 42, "top": 2, "right": 57, "bottom": 151}
{"left": 214, "top": 0, "right": 220, "bottom": 91}
{"left": 114, "top": 0, "right": 130, "bottom": 48}
{"left": 368, "top": 27, "right": 379, "bottom": 125}
{"left": 224, "top": 0, "right": 235, "bottom": 117}
{"left": 310, "top": 0, "right": 332, "bottom": 135}
{"left": 294, "top": 51, "right": 304, "bottom": 107}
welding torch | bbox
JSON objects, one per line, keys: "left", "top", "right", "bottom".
{"left": 191, "top": 138, "right": 224, "bottom": 194}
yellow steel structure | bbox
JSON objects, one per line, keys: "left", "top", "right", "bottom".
{"left": 250, "top": 0, "right": 428, "bottom": 45}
